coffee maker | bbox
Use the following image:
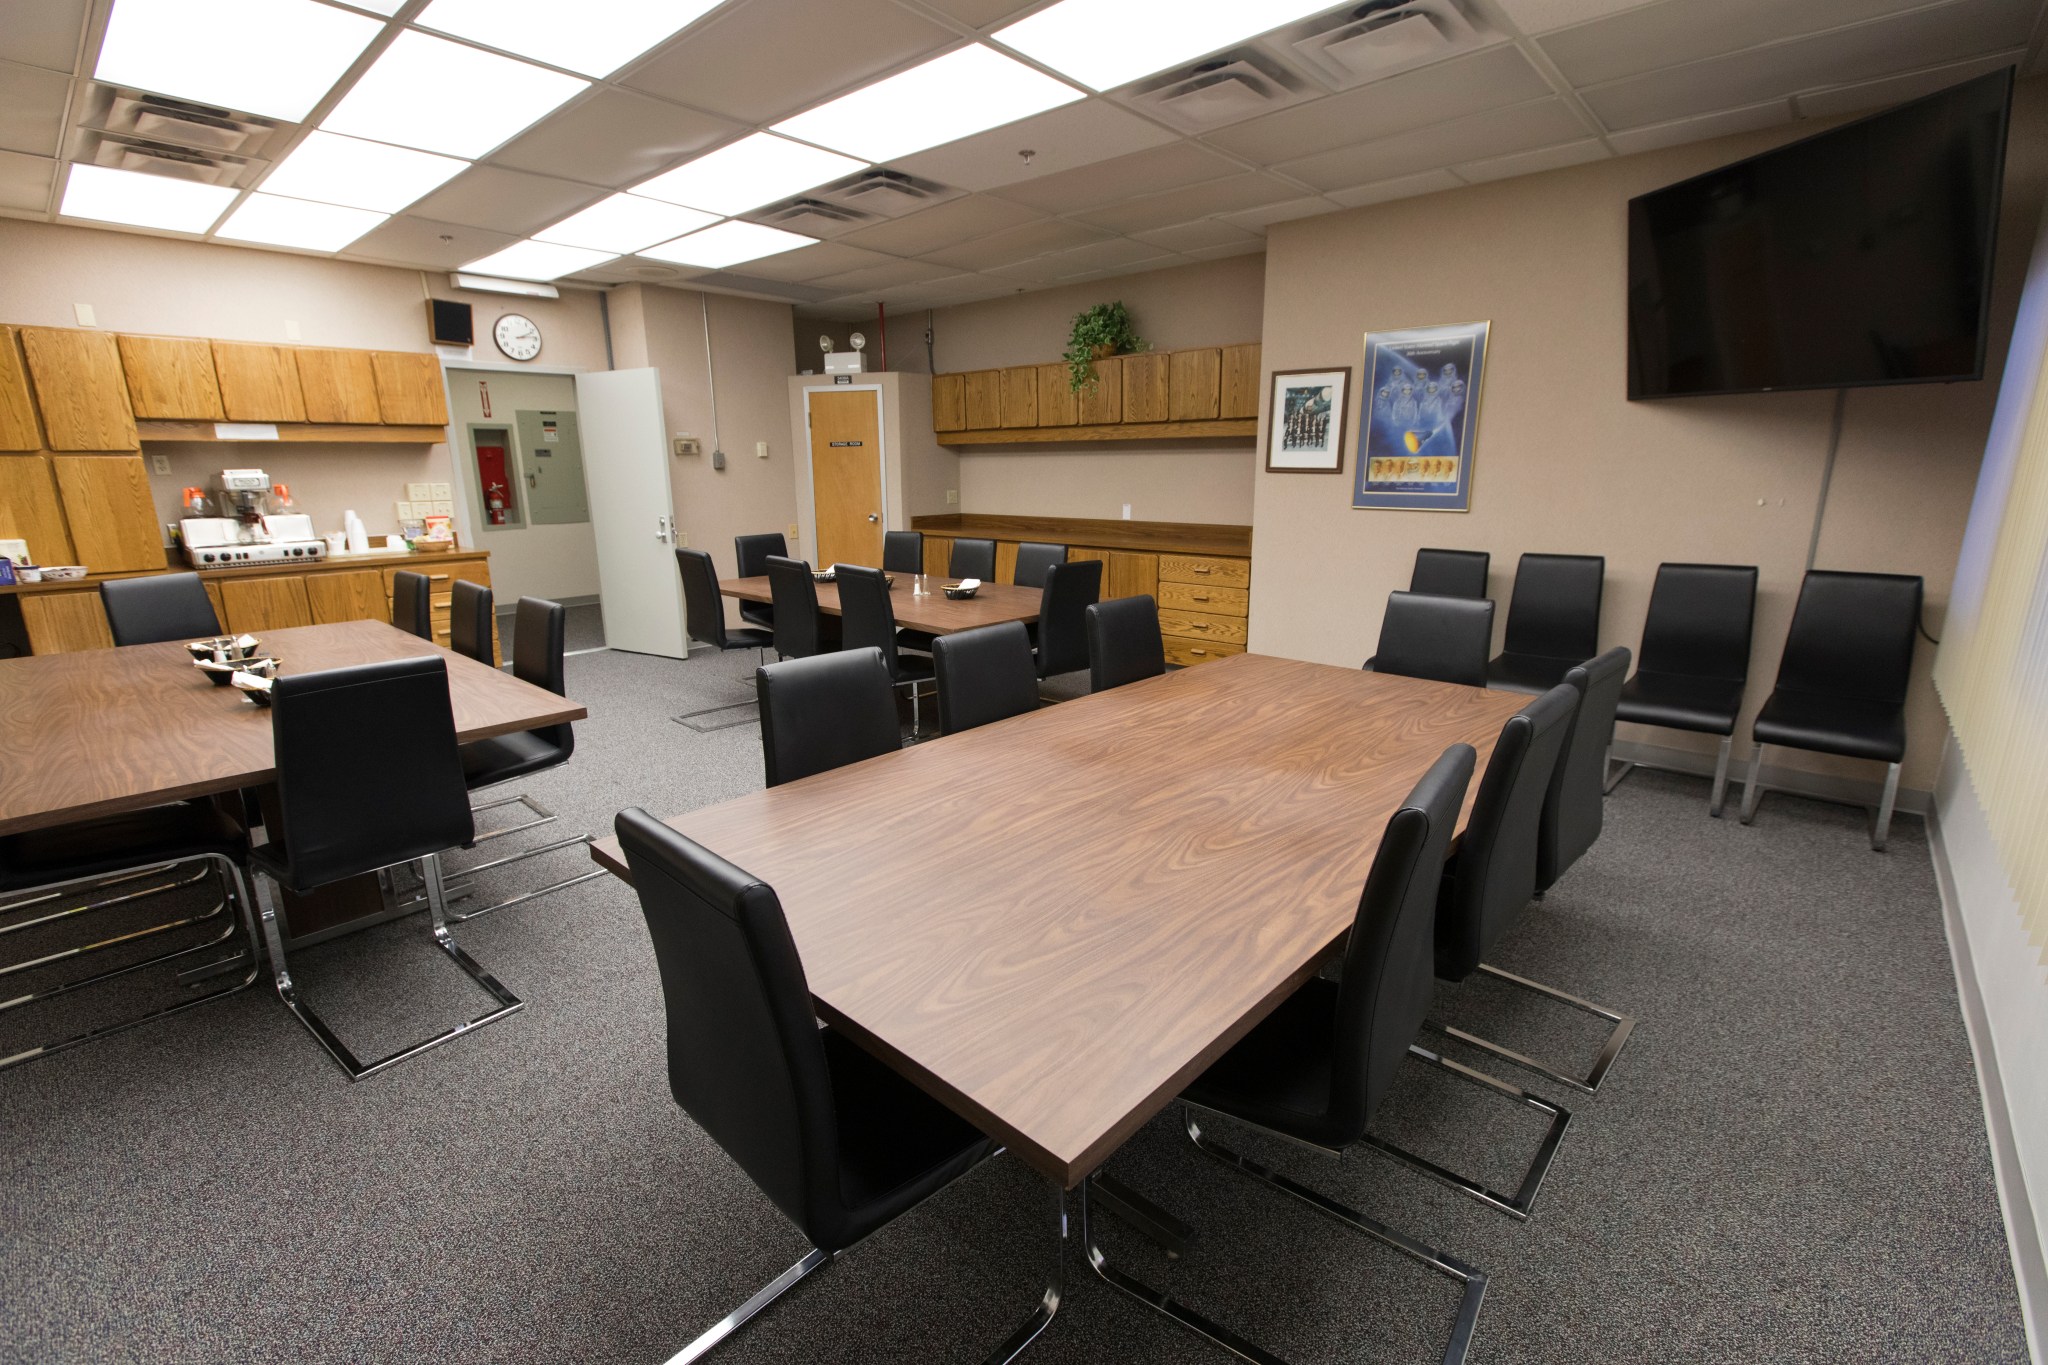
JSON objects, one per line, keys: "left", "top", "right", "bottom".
{"left": 179, "top": 468, "right": 327, "bottom": 567}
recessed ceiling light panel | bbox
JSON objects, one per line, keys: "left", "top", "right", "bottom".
{"left": 534, "top": 193, "right": 719, "bottom": 254}
{"left": 461, "top": 239, "right": 617, "bottom": 281}
{"left": 995, "top": 0, "right": 1341, "bottom": 92}
{"left": 639, "top": 220, "right": 816, "bottom": 269}
{"left": 59, "top": 163, "right": 238, "bottom": 232}
{"left": 217, "top": 193, "right": 388, "bottom": 251}
{"left": 259, "top": 131, "right": 468, "bottom": 213}
{"left": 415, "top": 0, "right": 724, "bottom": 77}
{"left": 323, "top": 30, "right": 589, "bottom": 159}
{"left": 94, "top": 0, "right": 383, "bottom": 122}
{"left": 773, "top": 45, "right": 1083, "bottom": 163}
{"left": 633, "top": 133, "right": 866, "bottom": 217}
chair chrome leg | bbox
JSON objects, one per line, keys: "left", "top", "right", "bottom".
{"left": 0, "top": 862, "right": 212, "bottom": 940}
{"left": 1870, "top": 761, "right": 1901, "bottom": 852}
{"left": 1709, "top": 735, "right": 1734, "bottom": 817}
{"left": 1089, "top": 1171, "right": 1194, "bottom": 1260}
{"left": 468, "top": 790, "right": 557, "bottom": 843}
{"left": 1427, "top": 962, "right": 1635, "bottom": 1096}
{"left": 661, "top": 1246, "right": 834, "bottom": 1365}
{"left": 441, "top": 833, "right": 606, "bottom": 924}
{"left": 1739, "top": 742, "right": 1767, "bottom": 824}
{"left": 983, "top": 1180, "right": 1068, "bottom": 1365}
{"left": 1359, "top": 1044, "right": 1571, "bottom": 1223}
{"left": 1603, "top": 747, "right": 1634, "bottom": 795}
{"left": 0, "top": 881, "right": 234, "bottom": 980}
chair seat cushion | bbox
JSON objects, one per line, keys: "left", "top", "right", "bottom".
{"left": 896, "top": 628, "right": 937, "bottom": 654}
{"left": 739, "top": 602, "right": 773, "bottom": 629}
{"left": 822, "top": 1029, "right": 991, "bottom": 1248}
{"left": 1182, "top": 979, "right": 1345, "bottom": 1149}
{"left": 0, "top": 800, "right": 245, "bottom": 893}
{"left": 1616, "top": 670, "right": 1744, "bottom": 735}
{"left": 1752, "top": 687, "right": 1906, "bottom": 763}
{"left": 461, "top": 728, "right": 571, "bottom": 789}
{"left": 1487, "top": 651, "right": 1578, "bottom": 695}
{"left": 723, "top": 627, "right": 774, "bottom": 650}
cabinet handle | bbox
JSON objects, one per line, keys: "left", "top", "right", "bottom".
{"left": 428, "top": 573, "right": 450, "bottom": 582}
{"left": 1192, "top": 566, "right": 1213, "bottom": 574}
{"left": 1191, "top": 648, "right": 1209, "bottom": 656}
{"left": 1191, "top": 623, "right": 1210, "bottom": 631}
{"left": 1193, "top": 594, "right": 1210, "bottom": 602}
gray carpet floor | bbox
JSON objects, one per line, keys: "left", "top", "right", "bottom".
{"left": 0, "top": 644, "right": 2026, "bottom": 1365}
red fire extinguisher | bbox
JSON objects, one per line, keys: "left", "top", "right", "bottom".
{"left": 486, "top": 481, "right": 508, "bottom": 525}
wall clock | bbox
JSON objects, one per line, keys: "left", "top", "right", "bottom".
{"left": 493, "top": 313, "right": 542, "bottom": 361}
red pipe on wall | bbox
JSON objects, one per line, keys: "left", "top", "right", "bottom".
{"left": 876, "top": 301, "right": 887, "bottom": 372}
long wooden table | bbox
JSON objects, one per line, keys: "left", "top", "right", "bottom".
{"left": 591, "top": 653, "right": 1526, "bottom": 1188}
{"left": 719, "top": 573, "right": 1041, "bottom": 635}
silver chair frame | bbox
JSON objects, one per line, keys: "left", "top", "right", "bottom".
{"left": 1360, "top": 1042, "right": 1572, "bottom": 1222}
{"left": 1739, "top": 741, "right": 1902, "bottom": 852}
{"left": 1604, "top": 733, "right": 1736, "bottom": 816}
{"left": 440, "top": 772, "right": 604, "bottom": 922}
{"left": 1425, "top": 962, "right": 1635, "bottom": 1097}
{"left": 253, "top": 849, "right": 522, "bottom": 1081}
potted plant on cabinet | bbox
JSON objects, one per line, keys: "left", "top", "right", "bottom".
{"left": 1064, "top": 302, "right": 1146, "bottom": 393}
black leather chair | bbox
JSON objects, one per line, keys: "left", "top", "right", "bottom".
{"left": 836, "top": 565, "right": 934, "bottom": 736}
{"left": 734, "top": 531, "right": 786, "bottom": 633}
{"left": 391, "top": 569, "right": 433, "bottom": 640}
{"left": 676, "top": 548, "right": 773, "bottom": 657}
{"left": 882, "top": 530, "right": 924, "bottom": 575}
{"left": 249, "top": 655, "right": 522, "bottom": 1080}
{"left": 765, "top": 555, "right": 830, "bottom": 660}
{"left": 1012, "top": 542, "right": 1066, "bottom": 588}
{"left": 1086, "top": 595, "right": 1165, "bottom": 693}
{"left": 614, "top": 808, "right": 991, "bottom": 1362}
{"left": 449, "top": 579, "right": 494, "bottom": 666}
{"left": 100, "top": 572, "right": 221, "bottom": 646}
{"left": 932, "top": 622, "right": 1039, "bottom": 735}
{"left": 1487, "top": 554, "right": 1604, "bottom": 694}
{"left": 1032, "top": 558, "right": 1102, "bottom": 681}
{"left": 1365, "top": 591, "right": 1493, "bottom": 687}
{"left": 1741, "top": 570, "right": 1922, "bottom": 851}
{"left": 1612, "top": 563, "right": 1757, "bottom": 816}
{"left": 756, "top": 648, "right": 901, "bottom": 787}
{"left": 948, "top": 538, "right": 996, "bottom": 581}
{"left": 1410, "top": 548, "right": 1490, "bottom": 601}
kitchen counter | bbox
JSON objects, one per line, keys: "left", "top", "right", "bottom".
{"left": 0, "top": 544, "right": 479, "bottom": 595}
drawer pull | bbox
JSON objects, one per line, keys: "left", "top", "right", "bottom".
{"left": 1192, "top": 566, "right": 1213, "bottom": 574}
{"left": 1191, "top": 648, "right": 1209, "bottom": 656}
{"left": 1191, "top": 623, "right": 1210, "bottom": 631}
{"left": 428, "top": 574, "right": 451, "bottom": 582}
{"left": 1193, "top": 594, "right": 1210, "bottom": 602}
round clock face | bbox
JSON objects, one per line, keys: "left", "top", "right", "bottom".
{"left": 494, "top": 313, "right": 542, "bottom": 361}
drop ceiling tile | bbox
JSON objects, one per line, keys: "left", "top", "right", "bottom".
{"left": 343, "top": 215, "right": 519, "bottom": 270}
{"left": 1543, "top": 0, "right": 1934, "bottom": 88}
{"left": 1604, "top": 98, "right": 1792, "bottom": 154}
{"left": 1039, "top": 237, "right": 1177, "bottom": 275}
{"left": 679, "top": 271, "right": 840, "bottom": 303}
{"left": 1492, "top": 0, "right": 1657, "bottom": 34}
{"left": 490, "top": 89, "right": 739, "bottom": 188}
{"left": 1219, "top": 195, "right": 1337, "bottom": 230}
{"left": 986, "top": 254, "right": 1087, "bottom": 285}
{"left": 888, "top": 100, "right": 1179, "bottom": 192}
{"left": 410, "top": 166, "right": 605, "bottom": 237}
{"left": 988, "top": 142, "right": 1242, "bottom": 215}
{"left": 836, "top": 194, "right": 1043, "bottom": 254}
{"left": 1793, "top": 50, "right": 2024, "bottom": 118}
{"left": 810, "top": 259, "right": 966, "bottom": 292}
{"left": 915, "top": 0, "right": 1037, "bottom": 29}
{"left": 1205, "top": 45, "right": 1552, "bottom": 165}
{"left": 1454, "top": 138, "right": 1610, "bottom": 183}
{"left": 0, "top": 0, "right": 87, "bottom": 71}
{"left": 1182, "top": 240, "right": 1268, "bottom": 261}
{"left": 1074, "top": 173, "right": 1301, "bottom": 234}
{"left": 1324, "top": 169, "right": 1465, "bottom": 208}
{"left": 0, "top": 63, "right": 70, "bottom": 157}
{"left": 734, "top": 240, "right": 900, "bottom": 282}
{"left": 1129, "top": 219, "right": 1265, "bottom": 253}
{"left": 1279, "top": 98, "right": 1588, "bottom": 192}
{"left": 623, "top": 0, "right": 958, "bottom": 125}
{"left": 922, "top": 217, "right": 1111, "bottom": 269}
{"left": 0, "top": 150, "right": 55, "bottom": 213}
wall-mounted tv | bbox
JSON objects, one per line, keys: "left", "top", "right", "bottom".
{"left": 1627, "top": 68, "right": 2013, "bottom": 400}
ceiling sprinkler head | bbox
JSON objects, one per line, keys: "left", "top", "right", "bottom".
{"left": 1019, "top": 149, "right": 1036, "bottom": 166}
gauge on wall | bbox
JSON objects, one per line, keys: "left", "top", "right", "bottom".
{"left": 493, "top": 313, "right": 542, "bottom": 361}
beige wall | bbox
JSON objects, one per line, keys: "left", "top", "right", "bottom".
{"left": 1250, "top": 78, "right": 2048, "bottom": 793}
{"left": 442, "top": 367, "right": 600, "bottom": 605}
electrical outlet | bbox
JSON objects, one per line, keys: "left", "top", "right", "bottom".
{"left": 673, "top": 435, "right": 701, "bottom": 457}
{"left": 396, "top": 501, "right": 415, "bottom": 520}
{"left": 433, "top": 500, "right": 454, "bottom": 516}
{"left": 1121, "top": 503, "right": 1132, "bottom": 520}
{"left": 150, "top": 453, "right": 171, "bottom": 475}
{"left": 73, "top": 303, "right": 95, "bottom": 327}
{"left": 675, "top": 531, "right": 687, "bottom": 547}
{"left": 430, "top": 483, "right": 451, "bottom": 500}
{"left": 755, "top": 441, "right": 769, "bottom": 459}
{"left": 408, "top": 482, "right": 431, "bottom": 502}
{"left": 945, "top": 488, "right": 959, "bottom": 505}
{"left": 787, "top": 523, "right": 799, "bottom": 540}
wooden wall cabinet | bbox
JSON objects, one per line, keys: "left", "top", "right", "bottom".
{"left": 962, "top": 370, "right": 1002, "bottom": 429}
{"left": 931, "top": 373, "right": 966, "bottom": 433}
{"left": 19, "top": 591, "right": 113, "bottom": 653}
{"left": 118, "top": 335, "right": 225, "bottom": 420}
{"left": 218, "top": 575, "right": 313, "bottom": 633}
{"left": 1169, "top": 348, "right": 1221, "bottom": 422}
{"left": 211, "top": 341, "right": 307, "bottom": 423}
{"left": 930, "top": 343, "right": 1258, "bottom": 445}
{"left": 295, "top": 348, "right": 382, "bottom": 424}
{"left": 1036, "top": 363, "right": 1078, "bottom": 427}
{"left": 999, "top": 366, "right": 1038, "bottom": 428}
{"left": 1076, "top": 359, "right": 1121, "bottom": 425}
{"left": 0, "top": 327, "right": 42, "bottom": 450}
{"left": 370, "top": 351, "right": 448, "bottom": 425}
{"left": 1121, "top": 353, "right": 1170, "bottom": 424}
{"left": 19, "top": 327, "right": 137, "bottom": 450}
{"left": 1072, "top": 548, "right": 1159, "bottom": 602}
{"left": 52, "top": 455, "right": 165, "bottom": 573}
{"left": 0, "top": 454, "right": 75, "bottom": 564}
{"left": 1220, "top": 343, "right": 1261, "bottom": 420}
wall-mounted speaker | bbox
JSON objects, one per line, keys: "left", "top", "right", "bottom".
{"left": 427, "top": 298, "right": 475, "bottom": 347}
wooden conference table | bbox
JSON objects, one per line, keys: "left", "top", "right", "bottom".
{"left": 719, "top": 572, "right": 1042, "bottom": 634}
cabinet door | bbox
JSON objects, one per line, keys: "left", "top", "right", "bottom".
{"left": 20, "top": 591, "right": 113, "bottom": 653}
{"left": 1071, "top": 548, "right": 1157, "bottom": 602}
{"left": 19, "top": 327, "right": 137, "bottom": 450}
{"left": 1169, "top": 348, "right": 1221, "bottom": 421}
{"left": 1036, "top": 363, "right": 1078, "bottom": 427}
{"left": 211, "top": 341, "right": 307, "bottom": 422}
{"left": 1076, "top": 359, "right": 1121, "bottom": 424}
{"left": 999, "top": 366, "right": 1037, "bottom": 428}
{"left": 294, "top": 348, "right": 382, "bottom": 423}
{"left": 218, "top": 575, "right": 312, "bottom": 633}
{"left": 1220, "top": 343, "right": 1261, "bottom": 419}
{"left": 1121, "top": 353, "right": 1170, "bottom": 424}
{"left": 117, "top": 335, "right": 225, "bottom": 419}
{"left": 0, "top": 454, "right": 75, "bottom": 564}
{"left": 931, "top": 374, "right": 965, "bottom": 432}
{"left": 51, "top": 455, "right": 162, "bottom": 572}
{"left": 0, "top": 327, "right": 42, "bottom": 450}
{"left": 922, "top": 535, "right": 952, "bottom": 578}
{"left": 303, "top": 568, "right": 388, "bottom": 624}
{"left": 962, "top": 371, "right": 1001, "bottom": 429}
{"left": 370, "top": 351, "right": 448, "bottom": 424}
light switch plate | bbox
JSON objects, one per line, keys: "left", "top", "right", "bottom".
{"left": 755, "top": 441, "right": 769, "bottom": 459}
{"left": 431, "top": 483, "right": 451, "bottom": 500}
{"left": 395, "top": 501, "right": 415, "bottom": 520}
{"left": 787, "top": 523, "right": 799, "bottom": 540}
{"left": 945, "top": 489, "right": 958, "bottom": 505}
{"left": 73, "top": 302, "right": 95, "bottom": 327}
{"left": 408, "top": 482, "right": 431, "bottom": 501}
{"left": 284, "top": 319, "right": 302, "bottom": 340}
{"left": 150, "top": 454, "right": 171, "bottom": 474}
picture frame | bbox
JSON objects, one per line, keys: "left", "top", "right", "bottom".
{"left": 1265, "top": 367, "right": 1351, "bottom": 473}
{"left": 1354, "top": 320, "right": 1490, "bottom": 512}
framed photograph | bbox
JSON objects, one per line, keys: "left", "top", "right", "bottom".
{"left": 1354, "top": 320, "right": 1490, "bottom": 512}
{"left": 1265, "top": 367, "right": 1350, "bottom": 473}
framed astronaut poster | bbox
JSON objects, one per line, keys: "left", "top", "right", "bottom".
{"left": 1354, "top": 320, "right": 1489, "bottom": 512}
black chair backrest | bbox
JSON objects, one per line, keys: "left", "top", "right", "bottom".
{"left": 835, "top": 565, "right": 907, "bottom": 679}
{"left": 765, "top": 555, "right": 825, "bottom": 660}
{"left": 100, "top": 572, "right": 222, "bottom": 647}
{"left": 948, "top": 538, "right": 996, "bottom": 580}
{"left": 756, "top": 648, "right": 900, "bottom": 787}
{"left": 1774, "top": 570, "right": 1922, "bottom": 704}
{"left": 1035, "top": 558, "right": 1102, "bottom": 678}
{"left": 391, "top": 570, "right": 433, "bottom": 639}
{"left": 1328, "top": 743, "right": 1476, "bottom": 1140}
{"left": 675, "top": 547, "right": 731, "bottom": 650}
{"left": 734, "top": 532, "right": 788, "bottom": 579}
{"left": 1502, "top": 553, "right": 1604, "bottom": 661}
{"left": 614, "top": 807, "right": 846, "bottom": 1248}
{"left": 1369, "top": 591, "right": 1493, "bottom": 687}
{"left": 511, "top": 595, "right": 574, "bottom": 759}
{"left": 1637, "top": 563, "right": 1757, "bottom": 682}
{"left": 1410, "top": 548, "right": 1490, "bottom": 601}
{"left": 1086, "top": 596, "right": 1165, "bottom": 693}
{"left": 1436, "top": 683, "right": 1578, "bottom": 981}
{"left": 882, "top": 530, "right": 924, "bottom": 575}
{"left": 449, "top": 578, "right": 494, "bottom": 665}
{"left": 268, "top": 655, "right": 474, "bottom": 891}
{"left": 932, "top": 622, "right": 1039, "bottom": 734}
{"left": 1538, "top": 646, "right": 1630, "bottom": 892}
{"left": 1012, "top": 542, "right": 1066, "bottom": 588}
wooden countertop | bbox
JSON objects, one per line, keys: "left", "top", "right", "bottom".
{"left": 0, "top": 546, "right": 488, "bottom": 596}
{"left": 909, "top": 513, "right": 1251, "bottom": 558}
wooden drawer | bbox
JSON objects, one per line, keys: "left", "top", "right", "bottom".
{"left": 1158, "top": 581, "right": 1248, "bottom": 617}
{"left": 1157, "top": 607, "right": 1247, "bottom": 646}
{"left": 1158, "top": 554, "right": 1250, "bottom": 590}
{"left": 1164, "top": 637, "right": 1244, "bottom": 668}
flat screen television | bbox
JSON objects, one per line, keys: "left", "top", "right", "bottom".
{"left": 1627, "top": 68, "right": 2013, "bottom": 400}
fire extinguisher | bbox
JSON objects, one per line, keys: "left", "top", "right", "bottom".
{"left": 486, "top": 481, "right": 508, "bottom": 525}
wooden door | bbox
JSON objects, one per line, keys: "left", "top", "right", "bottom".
{"left": 52, "top": 455, "right": 162, "bottom": 572}
{"left": 303, "top": 568, "right": 387, "bottom": 624}
{"left": 294, "top": 349, "right": 381, "bottom": 423}
{"left": 118, "top": 335, "right": 224, "bottom": 419}
{"left": 370, "top": 352, "right": 448, "bottom": 424}
{"left": 19, "top": 327, "right": 137, "bottom": 449}
{"left": 0, "top": 454, "right": 75, "bottom": 564}
{"left": 211, "top": 341, "right": 306, "bottom": 422}
{"left": 808, "top": 388, "right": 884, "bottom": 569}
{"left": 0, "top": 328, "right": 42, "bottom": 450}
{"left": 218, "top": 575, "right": 313, "bottom": 633}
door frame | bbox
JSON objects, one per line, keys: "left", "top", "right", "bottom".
{"left": 801, "top": 383, "right": 888, "bottom": 567}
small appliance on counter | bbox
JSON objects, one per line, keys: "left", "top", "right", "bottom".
{"left": 179, "top": 468, "right": 328, "bottom": 567}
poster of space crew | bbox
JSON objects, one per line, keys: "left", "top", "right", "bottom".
{"left": 1354, "top": 320, "right": 1489, "bottom": 512}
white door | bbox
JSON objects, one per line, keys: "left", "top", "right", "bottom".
{"left": 576, "top": 368, "right": 687, "bottom": 658}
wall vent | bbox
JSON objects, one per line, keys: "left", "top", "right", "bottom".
{"left": 817, "top": 169, "right": 958, "bottom": 219}
{"left": 79, "top": 86, "right": 291, "bottom": 159}
{"left": 1282, "top": 1, "right": 1493, "bottom": 90}
{"left": 81, "top": 134, "right": 255, "bottom": 186}
{"left": 1123, "top": 50, "right": 1311, "bottom": 132}
{"left": 756, "top": 197, "right": 869, "bottom": 234}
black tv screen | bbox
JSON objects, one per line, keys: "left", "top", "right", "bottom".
{"left": 1627, "top": 68, "right": 2013, "bottom": 400}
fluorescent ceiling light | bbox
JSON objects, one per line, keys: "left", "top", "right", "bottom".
{"left": 773, "top": 45, "right": 1083, "bottom": 163}
{"left": 461, "top": 239, "right": 617, "bottom": 281}
{"left": 323, "top": 30, "right": 589, "bottom": 159}
{"left": 94, "top": 0, "right": 382, "bottom": 121}
{"left": 639, "top": 221, "right": 816, "bottom": 269}
{"left": 60, "top": 164, "right": 237, "bottom": 233}
{"left": 337, "top": 0, "right": 405, "bottom": 13}
{"left": 633, "top": 132, "right": 865, "bottom": 217}
{"left": 217, "top": 193, "right": 388, "bottom": 251}
{"left": 534, "top": 193, "right": 719, "bottom": 254}
{"left": 260, "top": 131, "right": 467, "bottom": 214}
{"left": 451, "top": 272, "right": 560, "bottom": 298}
{"left": 415, "top": 0, "right": 723, "bottom": 78}
{"left": 996, "top": 0, "right": 1340, "bottom": 92}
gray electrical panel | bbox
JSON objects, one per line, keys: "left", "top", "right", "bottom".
{"left": 516, "top": 409, "right": 590, "bottom": 525}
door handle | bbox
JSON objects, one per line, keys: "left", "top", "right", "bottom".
{"left": 655, "top": 514, "right": 671, "bottom": 543}
{"left": 867, "top": 513, "right": 879, "bottom": 522}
